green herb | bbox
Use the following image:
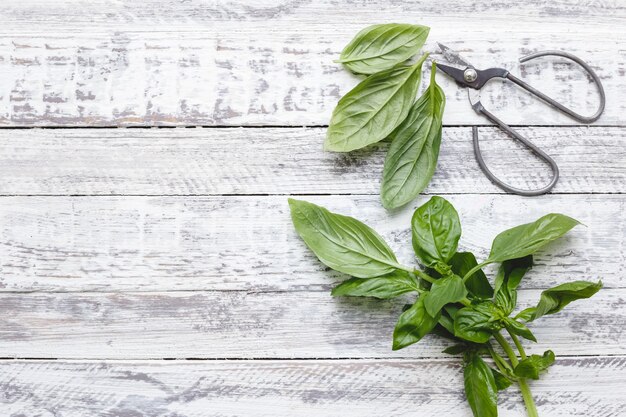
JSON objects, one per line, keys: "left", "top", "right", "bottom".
{"left": 325, "top": 54, "right": 427, "bottom": 152}
{"left": 331, "top": 270, "right": 418, "bottom": 299}
{"left": 464, "top": 352, "right": 498, "bottom": 417}
{"left": 514, "top": 350, "right": 556, "bottom": 379}
{"left": 336, "top": 23, "right": 430, "bottom": 74}
{"left": 410, "top": 196, "right": 460, "bottom": 268}
{"left": 288, "top": 198, "right": 401, "bottom": 278}
{"left": 381, "top": 62, "right": 445, "bottom": 208}
{"left": 289, "top": 196, "right": 601, "bottom": 417}
{"left": 329, "top": 24, "right": 445, "bottom": 208}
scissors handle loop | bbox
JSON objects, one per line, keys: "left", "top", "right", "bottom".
{"left": 470, "top": 50, "right": 605, "bottom": 196}
{"left": 471, "top": 115, "right": 559, "bottom": 196}
{"left": 509, "top": 50, "right": 606, "bottom": 123}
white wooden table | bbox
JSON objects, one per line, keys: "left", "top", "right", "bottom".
{"left": 0, "top": 1, "right": 624, "bottom": 416}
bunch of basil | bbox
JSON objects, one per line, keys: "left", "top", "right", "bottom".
{"left": 289, "top": 196, "right": 601, "bottom": 417}
{"left": 327, "top": 23, "right": 444, "bottom": 209}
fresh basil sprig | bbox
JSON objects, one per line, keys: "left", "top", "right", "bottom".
{"left": 289, "top": 196, "right": 602, "bottom": 417}
{"left": 329, "top": 23, "right": 446, "bottom": 209}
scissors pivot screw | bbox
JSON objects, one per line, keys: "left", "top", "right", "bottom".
{"left": 463, "top": 68, "right": 478, "bottom": 82}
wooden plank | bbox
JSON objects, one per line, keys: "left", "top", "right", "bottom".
{"left": 0, "top": 194, "right": 621, "bottom": 292}
{"left": 0, "top": 2, "right": 623, "bottom": 126}
{"left": 3, "top": 0, "right": 623, "bottom": 26}
{"left": 0, "top": 126, "right": 623, "bottom": 195}
{"left": 0, "top": 289, "right": 621, "bottom": 359}
{"left": 0, "top": 357, "right": 624, "bottom": 416}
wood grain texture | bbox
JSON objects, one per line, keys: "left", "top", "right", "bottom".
{"left": 0, "top": 357, "right": 624, "bottom": 417}
{"left": 0, "top": 194, "right": 621, "bottom": 292}
{"left": 0, "top": 126, "right": 623, "bottom": 195}
{"left": 0, "top": 289, "right": 621, "bottom": 359}
{"left": 0, "top": 1, "right": 623, "bottom": 126}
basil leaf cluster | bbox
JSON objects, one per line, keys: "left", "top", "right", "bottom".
{"left": 289, "top": 196, "right": 601, "bottom": 417}
{"left": 327, "top": 23, "right": 445, "bottom": 209}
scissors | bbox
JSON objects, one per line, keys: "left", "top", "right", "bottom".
{"left": 435, "top": 43, "right": 606, "bottom": 196}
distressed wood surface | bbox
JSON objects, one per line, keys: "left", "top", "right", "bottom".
{"left": 0, "top": 289, "right": 622, "bottom": 359}
{"left": 0, "top": 1, "right": 624, "bottom": 412}
{"left": 0, "top": 1, "right": 623, "bottom": 126}
{"left": 0, "top": 357, "right": 624, "bottom": 417}
{"left": 0, "top": 194, "right": 621, "bottom": 292}
{"left": 0, "top": 126, "right": 623, "bottom": 196}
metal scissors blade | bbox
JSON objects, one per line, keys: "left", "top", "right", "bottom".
{"left": 435, "top": 43, "right": 477, "bottom": 87}
{"left": 437, "top": 42, "right": 473, "bottom": 68}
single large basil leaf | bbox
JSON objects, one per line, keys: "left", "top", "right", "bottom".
{"left": 493, "top": 256, "right": 533, "bottom": 315}
{"left": 454, "top": 303, "right": 503, "bottom": 344}
{"left": 381, "top": 64, "right": 445, "bottom": 209}
{"left": 450, "top": 252, "right": 493, "bottom": 299}
{"left": 533, "top": 281, "right": 602, "bottom": 320}
{"left": 289, "top": 199, "right": 400, "bottom": 278}
{"left": 424, "top": 274, "right": 467, "bottom": 317}
{"left": 325, "top": 55, "right": 427, "bottom": 152}
{"left": 487, "top": 213, "right": 579, "bottom": 263}
{"left": 393, "top": 293, "right": 440, "bottom": 350}
{"left": 331, "top": 270, "right": 419, "bottom": 299}
{"left": 337, "top": 23, "right": 429, "bottom": 74}
{"left": 464, "top": 354, "right": 498, "bottom": 417}
{"left": 504, "top": 318, "right": 537, "bottom": 342}
{"left": 514, "top": 350, "right": 555, "bottom": 380}
{"left": 411, "top": 196, "right": 461, "bottom": 267}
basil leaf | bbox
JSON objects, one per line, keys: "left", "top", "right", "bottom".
{"left": 288, "top": 199, "right": 401, "bottom": 278}
{"left": 325, "top": 55, "right": 427, "bottom": 152}
{"left": 425, "top": 274, "right": 468, "bottom": 317}
{"left": 437, "top": 315, "right": 456, "bottom": 336}
{"left": 504, "top": 318, "right": 537, "bottom": 342}
{"left": 331, "top": 270, "right": 418, "bottom": 299}
{"left": 514, "top": 350, "right": 555, "bottom": 380}
{"left": 464, "top": 354, "right": 498, "bottom": 417}
{"left": 533, "top": 280, "right": 602, "bottom": 320}
{"left": 492, "top": 368, "right": 513, "bottom": 391}
{"left": 514, "top": 307, "right": 536, "bottom": 322}
{"left": 487, "top": 213, "right": 580, "bottom": 263}
{"left": 450, "top": 252, "right": 493, "bottom": 299}
{"left": 442, "top": 344, "right": 469, "bottom": 355}
{"left": 392, "top": 293, "right": 440, "bottom": 350}
{"left": 444, "top": 304, "right": 461, "bottom": 319}
{"left": 411, "top": 196, "right": 461, "bottom": 267}
{"left": 381, "top": 63, "right": 445, "bottom": 208}
{"left": 493, "top": 256, "right": 533, "bottom": 315}
{"left": 337, "top": 23, "right": 429, "bottom": 74}
{"left": 454, "top": 303, "right": 502, "bottom": 344}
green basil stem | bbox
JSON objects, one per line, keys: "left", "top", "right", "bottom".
{"left": 494, "top": 332, "right": 518, "bottom": 366}
{"left": 411, "top": 268, "right": 436, "bottom": 284}
{"left": 519, "top": 379, "right": 539, "bottom": 417}
{"left": 462, "top": 261, "right": 491, "bottom": 283}
{"left": 507, "top": 329, "right": 528, "bottom": 360}
{"left": 487, "top": 345, "right": 509, "bottom": 376}
{"left": 494, "top": 332, "right": 539, "bottom": 417}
